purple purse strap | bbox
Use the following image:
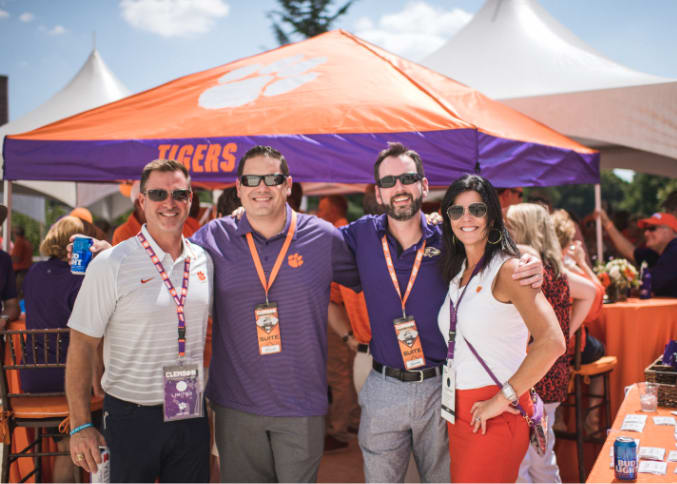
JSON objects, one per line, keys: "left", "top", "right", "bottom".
{"left": 463, "top": 337, "right": 530, "bottom": 419}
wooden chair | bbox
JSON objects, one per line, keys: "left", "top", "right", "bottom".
{"left": 554, "top": 328, "right": 617, "bottom": 482}
{"left": 0, "top": 328, "right": 103, "bottom": 483}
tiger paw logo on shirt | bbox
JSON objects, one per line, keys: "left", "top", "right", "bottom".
{"left": 288, "top": 253, "right": 303, "bottom": 268}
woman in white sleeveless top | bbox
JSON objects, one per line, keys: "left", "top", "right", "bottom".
{"left": 436, "top": 175, "right": 565, "bottom": 482}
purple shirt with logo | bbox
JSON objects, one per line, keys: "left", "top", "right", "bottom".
{"left": 341, "top": 214, "right": 448, "bottom": 370}
{"left": 191, "top": 204, "right": 359, "bottom": 417}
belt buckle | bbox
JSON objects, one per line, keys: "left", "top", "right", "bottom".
{"left": 415, "top": 370, "right": 425, "bottom": 383}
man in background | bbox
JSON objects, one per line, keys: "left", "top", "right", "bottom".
{"left": 11, "top": 224, "right": 32, "bottom": 299}
{"left": 0, "top": 205, "right": 20, "bottom": 328}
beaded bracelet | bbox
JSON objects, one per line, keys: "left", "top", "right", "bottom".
{"left": 70, "top": 422, "right": 94, "bottom": 436}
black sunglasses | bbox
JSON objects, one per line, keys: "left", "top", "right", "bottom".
{"left": 145, "top": 189, "right": 192, "bottom": 202}
{"left": 644, "top": 225, "right": 662, "bottom": 232}
{"left": 240, "top": 174, "right": 287, "bottom": 187}
{"left": 446, "top": 202, "right": 488, "bottom": 221}
{"left": 376, "top": 173, "right": 421, "bottom": 188}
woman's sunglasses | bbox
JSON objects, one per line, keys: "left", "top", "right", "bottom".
{"left": 376, "top": 173, "right": 421, "bottom": 188}
{"left": 239, "top": 174, "right": 287, "bottom": 187}
{"left": 145, "top": 189, "right": 192, "bottom": 202}
{"left": 446, "top": 202, "right": 488, "bottom": 220}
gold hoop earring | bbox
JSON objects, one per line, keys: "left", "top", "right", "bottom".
{"left": 488, "top": 228, "right": 502, "bottom": 245}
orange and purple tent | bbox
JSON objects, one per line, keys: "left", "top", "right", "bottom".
{"left": 3, "top": 30, "right": 598, "bottom": 187}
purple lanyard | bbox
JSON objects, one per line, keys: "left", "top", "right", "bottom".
{"left": 446, "top": 256, "right": 484, "bottom": 360}
{"left": 137, "top": 233, "right": 191, "bottom": 359}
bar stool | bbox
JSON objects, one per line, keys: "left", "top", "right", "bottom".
{"left": 554, "top": 328, "right": 617, "bottom": 482}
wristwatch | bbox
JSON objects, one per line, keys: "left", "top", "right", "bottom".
{"left": 500, "top": 382, "right": 518, "bottom": 404}
{"left": 341, "top": 330, "right": 353, "bottom": 343}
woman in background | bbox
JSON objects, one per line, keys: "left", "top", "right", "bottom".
{"left": 552, "top": 209, "right": 607, "bottom": 432}
{"left": 21, "top": 216, "right": 98, "bottom": 482}
{"left": 437, "top": 175, "right": 564, "bottom": 482}
{"left": 506, "top": 204, "right": 596, "bottom": 483}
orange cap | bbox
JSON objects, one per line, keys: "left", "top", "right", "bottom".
{"left": 638, "top": 212, "right": 677, "bottom": 232}
{"left": 69, "top": 207, "right": 93, "bottom": 224}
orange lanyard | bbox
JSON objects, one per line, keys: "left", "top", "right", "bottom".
{"left": 381, "top": 235, "right": 426, "bottom": 318}
{"left": 246, "top": 211, "right": 297, "bottom": 303}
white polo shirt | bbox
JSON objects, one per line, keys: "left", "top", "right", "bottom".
{"left": 68, "top": 225, "right": 213, "bottom": 405}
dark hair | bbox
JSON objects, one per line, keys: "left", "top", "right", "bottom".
{"left": 373, "top": 142, "right": 425, "bottom": 182}
{"left": 237, "top": 145, "right": 289, "bottom": 177}
{"left": 440, "top": 174, "right": 518, "bottom": 283}
{"left": 287, "top": 182, "right": 303, "bottom": 211}
{"left": 140, "top": 159, "right": 191, "bottom": 193}
{"left": 216, "top": 187, "right": 241, "bottom": 217}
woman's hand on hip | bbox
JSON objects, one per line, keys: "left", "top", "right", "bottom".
{"left": 470, "top": 392, "right": 520, "bottom": 435}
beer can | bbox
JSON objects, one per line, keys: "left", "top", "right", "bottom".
{"left": 614, "top": 436, "right": 637, "bottom": 481}
{"left": 90, "top": 446, "right": 110, "bottom": 483}
{"left": 71, "top": 237, "right": 94, "bottom": 275}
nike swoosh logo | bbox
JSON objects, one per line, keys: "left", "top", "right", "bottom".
{"left": 141, "top": 278, "right": 154, "bottom": 284}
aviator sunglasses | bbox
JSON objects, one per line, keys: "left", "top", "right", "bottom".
{"left": 376, "top": 173, "right": 422, "bottom": 188}
{"left": 446, "top": 202, "right": 488, "bottom": 221}
{"left": 239, "top": 174, "right": 287, "bottom": 187}
{"left": 144, "top": 189, "right": 192, "bottom": 202}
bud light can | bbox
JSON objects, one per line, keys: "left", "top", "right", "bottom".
{"left": 614, "top": 437, "right": 637, "bottom": 481}
{"left": 71, "top": 237, "right": 94, "bottom": 275}
{"left": 90, "top": 446, "right": 110, "bottom": 483}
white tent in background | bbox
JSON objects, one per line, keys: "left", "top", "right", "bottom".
{"left": 0, "top": 48, "right": 133, "bottom": 218}
{"left": 422, "top": 0, "right": 677, "bottom": 178}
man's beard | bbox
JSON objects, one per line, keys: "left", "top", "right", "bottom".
{"left": 383, "top": 193, "right": 423, "bottom": 221}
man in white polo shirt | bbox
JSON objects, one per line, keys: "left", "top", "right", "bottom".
{"left": 65, "top": 159, "right": 213, "bottom": 482}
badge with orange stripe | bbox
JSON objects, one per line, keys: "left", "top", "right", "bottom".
{"left": 394, "top": 317, "right": 426, "bottom": 370}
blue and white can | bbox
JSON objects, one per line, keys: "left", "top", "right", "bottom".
{"left": 71, "top": 237, "right": 94, "bottom": 275}
{"left": 90, "top": 446, "right": 110, "bottom": 483}
{"left": 614, "top": 436, "right": 637, "bottom": 481}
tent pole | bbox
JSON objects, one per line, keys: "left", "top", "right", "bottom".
{"left": 594, "top": 183, "right": 602, "bottom": 263}
{"left": 2, "top": 180, "right": 11, "bottom": 252}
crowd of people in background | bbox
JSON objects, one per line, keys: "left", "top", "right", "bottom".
{"left": 0, "top": 145, "right": 675, "bottom": 483}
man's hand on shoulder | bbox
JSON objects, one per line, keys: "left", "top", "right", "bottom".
{"left": 513, "top": 247, "right": 544, "bottom": 289}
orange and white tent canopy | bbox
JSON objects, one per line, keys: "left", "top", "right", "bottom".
{"left": 4, "top": 29, "right": 598, "bottom": 187}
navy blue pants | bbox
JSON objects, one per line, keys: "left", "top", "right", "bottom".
{"left": 103, "top": 394, "right": 210, "bottom": 483}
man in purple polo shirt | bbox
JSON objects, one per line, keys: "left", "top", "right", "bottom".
{"left": 339, "top": 143, "right": 543, "bottom": 483}
{"left": 190, "top": 146, "right": 359, "bottom": 483}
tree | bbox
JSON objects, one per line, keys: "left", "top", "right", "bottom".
{"left": 267, "top": 0, "right": 355, "bottom": 45}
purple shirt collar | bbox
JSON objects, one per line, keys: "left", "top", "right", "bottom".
{"left": 235, "top": 203, "right": 296, "bottom": 241}
{"left": 374, "top": 211, "right": 436, "bottom": 247}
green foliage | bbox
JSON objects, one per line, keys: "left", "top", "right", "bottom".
{"left": 268, "top": 0, "right": 356, "bottom": 45}
{"left": 9, "top": 200, "right": 69, "bottom": 256}
{"left": 523, "top": 170, "right": 677, "bottom": 221}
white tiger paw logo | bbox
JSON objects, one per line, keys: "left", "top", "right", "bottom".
{"left": 198, "top": 54, "right": 328, "bottom": 109}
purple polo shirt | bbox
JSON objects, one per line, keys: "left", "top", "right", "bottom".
{"left": 635, "top": 238, "right": 677, "bottom": 297}
{"left": 341, "top": 214, "right": 448, "bottom": 370}
{"left": 191, "top": 204, "right": 359, "bottom": 417}
{"left": 20, "top": 258, "right": 83, "bottom": 392}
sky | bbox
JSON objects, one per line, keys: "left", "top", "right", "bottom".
{"left": 1, "top": 0, "right": 677, "bottom": 125}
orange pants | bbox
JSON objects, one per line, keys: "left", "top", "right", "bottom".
{"left": 448, "top": 385, "right": 532, "bottom": 483}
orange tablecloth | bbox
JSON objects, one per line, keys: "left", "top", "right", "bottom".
{"left": 587, "top": 383, "right": 677, "bottom": 482}
{"left": 587, "top": 298, "right": 677, "bottom": 421}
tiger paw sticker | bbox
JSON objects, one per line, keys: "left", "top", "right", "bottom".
{"left": 199, "top": 54, "right": 328, "bottom": 109}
